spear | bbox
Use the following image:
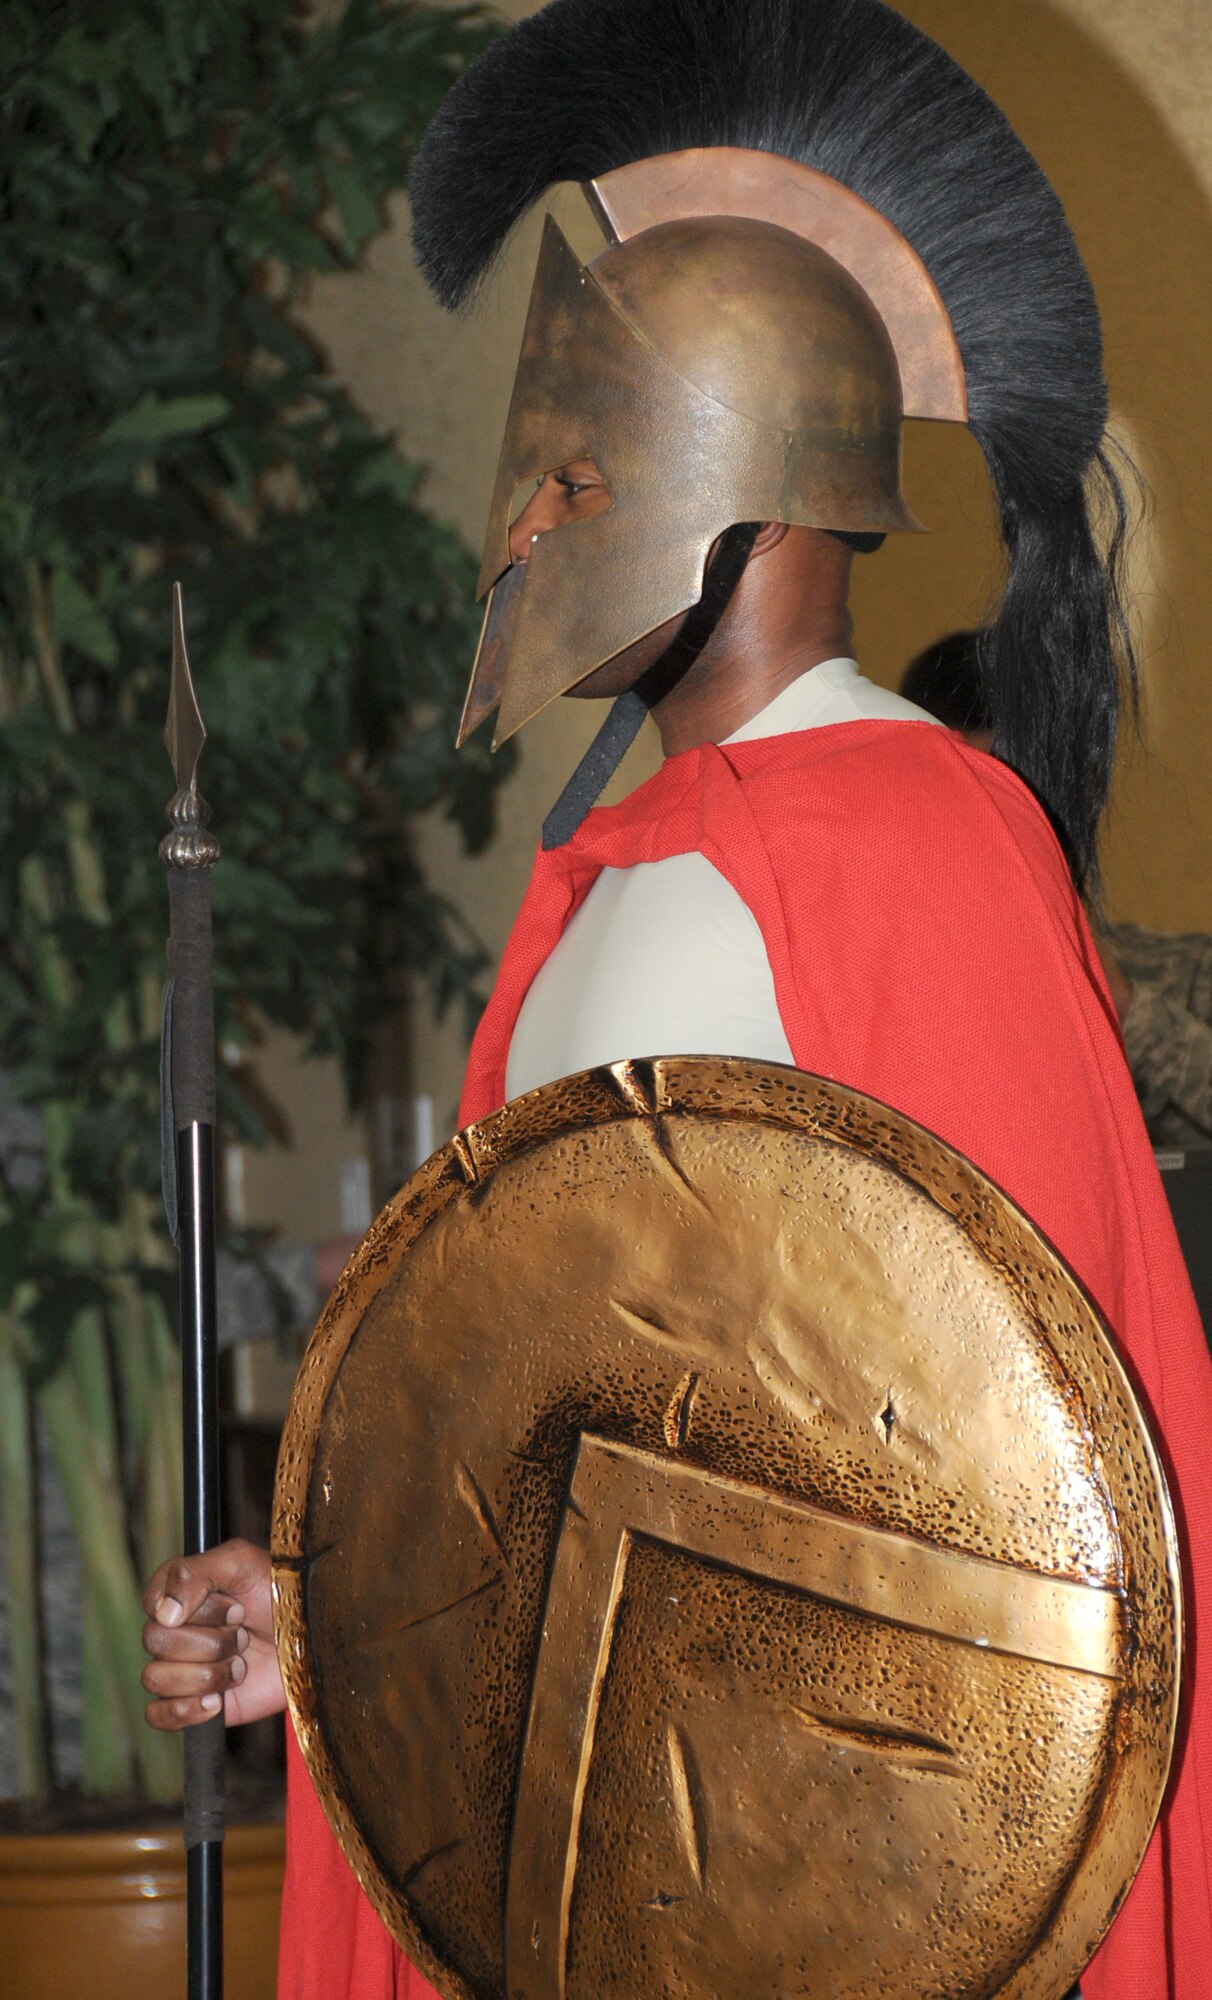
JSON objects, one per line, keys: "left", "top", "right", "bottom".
{"left": 160, "top": 582, "right": 224, "bottom": 2000}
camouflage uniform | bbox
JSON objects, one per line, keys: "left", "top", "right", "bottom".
{"left": 1106, "top": 921, "right": 1212, "bottom": 1148}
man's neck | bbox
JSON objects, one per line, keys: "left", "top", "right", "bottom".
{"left": 653, "top": 629, "right": 854, "bottom": 755}
{"left": 650, "top": 525, "right": 856, "bottom": 755}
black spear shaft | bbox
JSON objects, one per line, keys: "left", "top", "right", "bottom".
{"left": 160, "top": 582, "right": 224, "bottom": 2000}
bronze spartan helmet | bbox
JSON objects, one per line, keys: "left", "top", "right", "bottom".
{"left": 461, "top": 152, "right": 967, "bottom": 748}
{"left": 410, "top": 0, "right": 1131, "bottom": 892}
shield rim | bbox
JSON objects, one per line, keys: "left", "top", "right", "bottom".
{"left": 273, "top": 1056, "right": 1182, "bottom": 2000}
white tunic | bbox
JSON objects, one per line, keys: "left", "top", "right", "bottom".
{"left": 504, "top": 658, "right": 938, "bottom": 1100}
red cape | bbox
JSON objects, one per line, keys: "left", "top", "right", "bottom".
{"left": 280, "top": 722, "right": 1212, "bottom": 2000}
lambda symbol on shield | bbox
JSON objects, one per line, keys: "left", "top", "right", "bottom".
{"left": 274, "top": 1058, "right": 1179, "bottom": 2000}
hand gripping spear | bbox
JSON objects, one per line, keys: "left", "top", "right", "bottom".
{"left": 160, "top": 583, "right": 224, "bottom": 2000}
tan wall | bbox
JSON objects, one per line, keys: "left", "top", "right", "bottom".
{"left": 247, "top": 0, "right": 1212, "bottom": 1235}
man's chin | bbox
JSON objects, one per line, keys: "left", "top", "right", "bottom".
{"left": 564, "top": 659, "right": 646, "bottom": 701}
{"left": 563, "top": 621, "right": 684, "bottom": 702}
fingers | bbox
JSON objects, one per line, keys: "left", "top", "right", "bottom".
{"left": 144, "top": 1698, "right": 215, "bottom": 1731}
{"left": 141, "top": 1638, "right": 250, "bottom": 1731}
{"left": 142, "top": 1540, "right": 271, "bottom": 1633}
{"left": 140, "top": 1542, "right": 277, "bottom": 1731}
{"left": 142, "top": 1617, "right": 249, "bottom": 1669}
{"left": 143, "top": 1637, "right": 287, "bottom": 1731}
{"left": 143, "top": 1555, "right": 244, "bottom": 1631}
{"left": 143, "top": 1688, "right": 225, "bottom": 1731}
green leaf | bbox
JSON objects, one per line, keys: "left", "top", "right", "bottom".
{"left": 28, "top": 74, "right": 106, "bottom": 162}
{"left": 51, "top": 24, "right": 126, "bottom": 91}
{"left": 352, "top": 449, "right": 423, "bottom": 505}
{"left": 323, "top": 159, "right": 383, "bottom": 252}
{"left": 98, "top": 394, "right": 232, "bottom": 448}
{"left": 229, "top": 187, "right": 338, "bottom": 271}
{"left": 0, "top": 1221, "right": 25, "bottom": 1312}
{"left": 26, "top": 1272, "right": 112, "bottom": 1386}
{"left": 48, "top": 568, "right": 118, "bottom": 668}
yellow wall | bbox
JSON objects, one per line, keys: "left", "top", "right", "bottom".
{"left": 856, "top": 0, "right": 1212, "bottom": 933}
{"left": 251, "top": 0, "right": 1212, "bottom": 1224}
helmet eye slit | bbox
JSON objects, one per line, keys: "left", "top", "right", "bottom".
{"left": 507, "top": 459, "right": 614, "bottom": 564}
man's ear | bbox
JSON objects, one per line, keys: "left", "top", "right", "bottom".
{"left": 748, "top": 520, "right": 791, "bottom": 558}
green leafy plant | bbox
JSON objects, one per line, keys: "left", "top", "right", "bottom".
{"left": 0, "top": 0, "right": 506, "bottom": 1804}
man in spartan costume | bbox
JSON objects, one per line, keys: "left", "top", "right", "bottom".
{"left": 140, "top": 2, "right": 1212, "bottom": 1996}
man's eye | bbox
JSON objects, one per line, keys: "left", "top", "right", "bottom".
{"left": 554, "top": 473, "right": 590, "bottom": 497}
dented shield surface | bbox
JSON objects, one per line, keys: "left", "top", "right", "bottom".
{"left": 274, "top": 1058, "right": 1180, "bottom": 2000}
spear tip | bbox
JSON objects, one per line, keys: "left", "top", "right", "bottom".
{"left": 166, "top": 582, "right": 207, "bottom": 792}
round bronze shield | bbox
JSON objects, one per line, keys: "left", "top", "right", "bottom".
{"left": 274, "top": 1058, "right": 1180, "bottom": 2000}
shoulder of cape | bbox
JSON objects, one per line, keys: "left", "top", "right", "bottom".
{"left": 725, "top": 721, "right": 1070, "bottom": 885}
